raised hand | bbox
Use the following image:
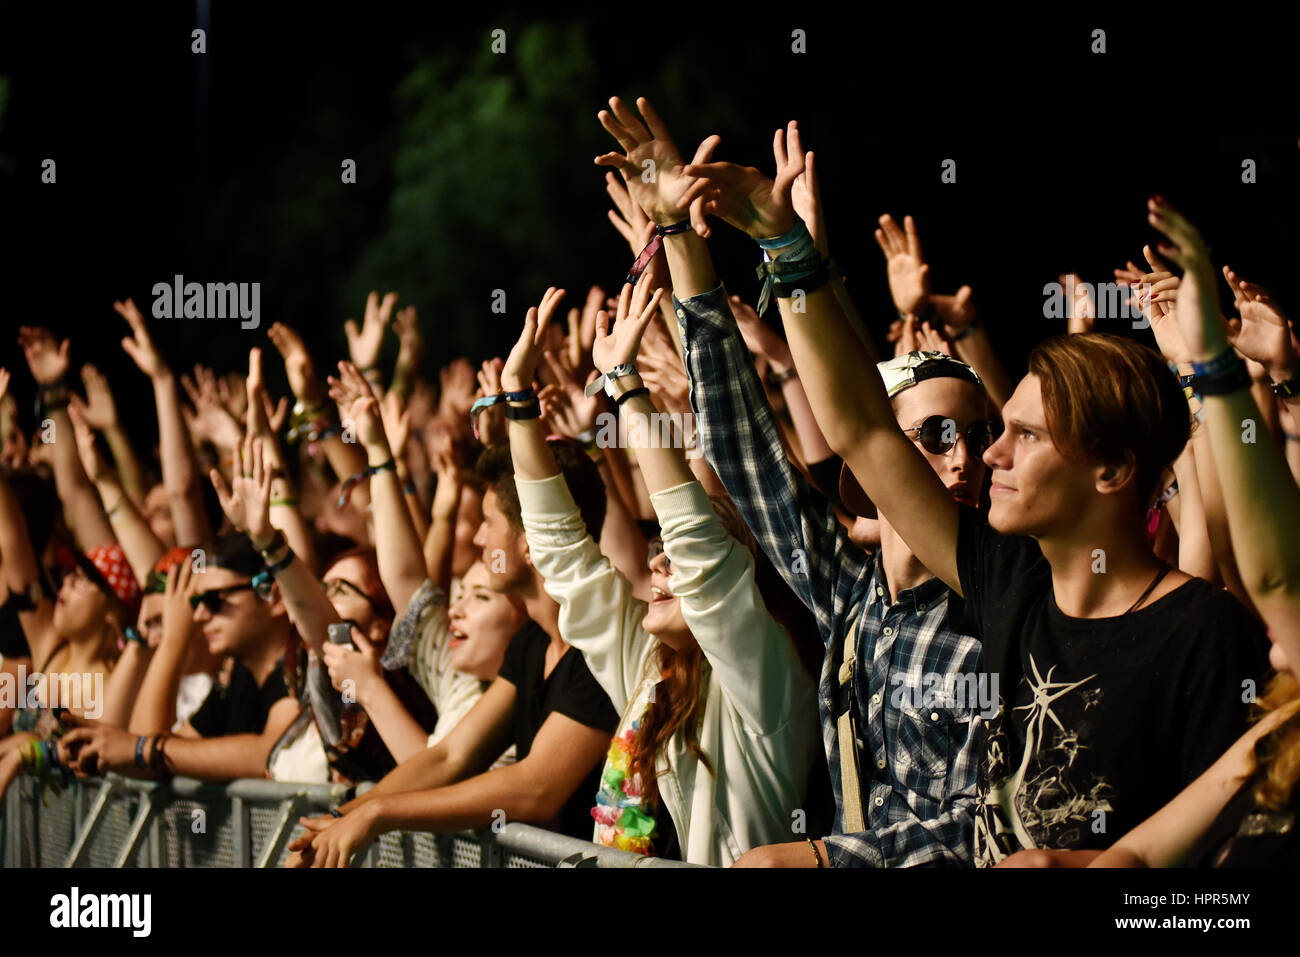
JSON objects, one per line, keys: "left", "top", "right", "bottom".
{"left": 1221, "top": 268, "right": 1295, "bottom": 381}
{"left": 114, "top": 299, "right": 167, "bottom": 379}
{"left": 379, "top": 390, "right": 412, "bottom": 459}
{"left": 217, "top": 372, "right": 249, "bottom": 422}
{"left": 160, "top": 557, "right": 197, "bottom": 651}
{"left": 1146, "top": 198, "right": 1226, "bottom": 361}
{"left": 916, "top": 321, "right": 953, "bottom": 356}
{"left": 931, "top": 286, "right": 977, "bottom": 339}
{"left": 181, "top": 364, "right": 243, "bottom": 452}
{"left": 67, "top": 400, "right": 109, "bottom": 483}
{"left": 501, "top": 287, "right": 567, "bottom": 393}
{"left": 209, "top": 433, "right": 274, "bottom": 546}
{"left": 0, "top": 367, "right": 9, "bottom": 403}
{"left": 17, "top": 326, "right": 70, "bottom": 385}
{"left": 566, "top": 285, "right": 606, "bottom": 372}
{"left": 472, "top": 358, "right": 507, "bottom": 445}
{"left": 267, "top": 321, "right": 322, "bottom": 403}
{"left": 392, "top": 305, "right": 424, "bottom": 372}
{"left": 636, "top": 324, "right": 691, "bottom": 415}
{"left": 592, "top": 277, "right": 666, "bottom": 374}
{"left": 78, "top": 365, "right": 120, "bottom": 431}
{"left": 437, "top": 358, "right": 477, "bottom": 421}
{"left": 595, "top": 95, "right": 719, "bottom": 232}
{"left": 344, "top": 291, "right": 398, "bottom": 372}
{"left": 874, "top": 215, "right": 930, "bottom": 316}
{"left": 731, "top": 295, "right": 794, "bottom": 369}
{"left": 540, "top": 349, "right": 601, "bottom": 436}
{"left": 785, "top": 133, "right": 827, "bottom": 256}
{"left": 682, "top": 121, "right": 805, "bottom": 241}
{"left": 328, "top": 361, "right": 387, "bottom": 452}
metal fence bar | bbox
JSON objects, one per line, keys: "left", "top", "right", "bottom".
{"left": 113, "top": 788, "right": 159, "bottom": 868}
{"left": 1, "top": 773, "right": 704, "bottom": 868}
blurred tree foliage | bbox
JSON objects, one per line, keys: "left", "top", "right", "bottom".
{"left": 345, "top": 20, "right": 735, "bottom": 371}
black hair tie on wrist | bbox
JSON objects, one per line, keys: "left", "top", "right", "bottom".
{"left": 614, "top": 386, "right": 650, "bottom": 407}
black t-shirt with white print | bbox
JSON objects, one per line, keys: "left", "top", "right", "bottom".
{"left": 954, "top": 506, "right": 1271, "bottom": 866}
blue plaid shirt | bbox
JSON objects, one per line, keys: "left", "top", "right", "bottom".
{"left": 675, "top": 283, "right": 983, "bottom": 867}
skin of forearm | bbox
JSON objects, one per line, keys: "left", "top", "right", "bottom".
{"left": 618, "top": 389, "right": 695, "bottom": 493}
{"left": 47, "top": 409, "right": 115, "bottom": 548}
{"left": 505, "top": 417, "right": 560, "bottom": 482}
{"left": 662, "top": 231, "right": 717, "bottom": 299}
{"left": 99, "top": 643, "right": 152, "bottom": 727}
{"left": 424, "top": 498, "right": 456, "bottom": 592}
{"left": 598, "top": 442, "right": 641, "bottom": 521}
{"left": 594, "top": 455, "right": 652, "bottom": 601}
{"left": 1188, "top": 422, "right": 1253, "bottom": 610}
{"left": 369, "top": 760, "right": 555, "bottom": 835}
{"left": 780, "top": 376, "right": 835, "bottom": 463}
{"left": 340, "top": 741, "right": 466, "bottom": 813}
{"left": 363, "top": 439, "right": 426, "bottom": 614}
{"left": 103, "top": 426, "right": 146, "bottom": 505}
{"left": 128, "top": 630, "right": 190, "bottom": 733}
{"left": 951, "top": 326, "right": 1013, "bottom": 411}
{"left": 1277, "top": 401, "right": 1300, "bottom": 487}
{"left": 274, "top": 557, "right": 340, "bottom": 656}
{"left": 162, "top": 731, "right": 280, "bottom": 781}
{"left": 95, "top": 476, "right": 165, "bottom": 585}
{"left": 0, "top": 475, "right": 42, "bottom": 589}
{"left": 1204, "top": 388, "right": 1300, "bottom": 601}
{"left": 354, "top": 680, "right": 431, "bottom": 765}
{"left": 1170, "top": 447, "right": 1216, "bottom": 582}
{"left": 153, "top": 373, "right": 211, "bottom": 545}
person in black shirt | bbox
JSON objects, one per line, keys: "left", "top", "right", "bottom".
{"left": 286, "top": 415, "right": 618, "bottom": 868}
{"left": 61, "top": 534, "right": 302, "bottom": 780}
{"left": 717, "top": 167, "right": 1273, "bottom": 866}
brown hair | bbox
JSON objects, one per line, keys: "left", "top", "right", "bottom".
{"left": 1028, "top": 334, "right": 1190, "bottom": 512}
{"left": 627, "top": 491, "right": 821, "bottom": 815}
{"left": 475, "top": 440, "right": 606, "bottom": 543}
{"left": 1252, "top": 672, "right": 1300, "bottom": 811}
{"left": 327, "top": 547, "right": 394, "bottom": 624}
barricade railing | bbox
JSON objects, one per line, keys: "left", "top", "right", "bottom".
{"left": 1, "top": 773, "right": 700, "bottom": 868}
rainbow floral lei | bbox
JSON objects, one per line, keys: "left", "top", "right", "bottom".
{"left": 591, "top": 716, "right": 658, "bottom": 855}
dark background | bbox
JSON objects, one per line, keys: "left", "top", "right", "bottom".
{"left": 1, "top": 4, "right": 1297, "bottom": 457}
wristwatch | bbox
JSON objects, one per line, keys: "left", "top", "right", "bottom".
{"left": 1270, "top": 370, "right": 1300, "bottom": 399}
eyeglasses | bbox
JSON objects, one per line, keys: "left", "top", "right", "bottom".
{"left": 647, "top": 539, "right": 672, "bottom": 574}
{"left": 322, "top": 577, "right": 382, "bottom": 614}
{"left": 189, "top": 584, "right": 256, "bottom": 615}
{"left": 903, "top": 416, "right": 1001, "bottom": 457}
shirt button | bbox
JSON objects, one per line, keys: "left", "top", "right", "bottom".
{"left": 876, "top": 586, "right": 884, "bottom": 597}
{"left": 930, "top": 712, "right": 940, "bottom": 722}
{"left": 876, "top": 757, "right": 887, "bottom": 770}
{"left": 874, "top": 796, "right": 884, "bottom": 807}
{"left": 918, "top": 603, "right": 927, "bottom": 613}
{"left": 871, "top": 693, "right": 881, "bottom": 705}
{"left": 882, "top": 626, "right": 893, "bottom": 637}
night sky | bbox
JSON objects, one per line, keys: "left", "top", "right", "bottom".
{"left": 3, "top": 6, "right": 1298, "bottom": 458}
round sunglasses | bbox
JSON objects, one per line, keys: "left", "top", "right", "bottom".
{"left": 904, "top": 415, "right": 1001, "bottom": 457}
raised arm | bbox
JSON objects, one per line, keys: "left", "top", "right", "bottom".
{"left": 682, "top": 120, "right": 963, "bottom": 592}
{"left": 78, "top": 364, "right": 146, "bottom": 506}
{"left": 129, "top": 559, "right": 201, "bottom": 733}
{"left": 328, "top": 361, "right": 426, "bottom": 615}
{"left": 115, "top": 298, "right": 211, "bottom": 546}
{"left": 1150, "top": 199, "right": 1300, "bottom": 667}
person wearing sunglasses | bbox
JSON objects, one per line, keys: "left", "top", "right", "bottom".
{"left": 60, "top": 533, "right": 304, "bottom": 783}
{"left": 685, "top": 142, "right": 1269, "bottom": 868}
{"left": 600, "top": 97, "right": 990, "bottom": 868}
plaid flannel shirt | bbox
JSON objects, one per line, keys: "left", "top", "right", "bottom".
{"left": 674, "top": 283, "right": 983, "bottom": 867}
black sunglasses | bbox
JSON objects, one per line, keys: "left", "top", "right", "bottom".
{"left": 189, "top": 584, "right": 256, "bottom": 614}
{"left": 904, "top": 415, "right": 1001, "bottom": 456}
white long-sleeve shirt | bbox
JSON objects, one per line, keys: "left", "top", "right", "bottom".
{"left": 518, "top": 474, "right": 819, "bottom": 866}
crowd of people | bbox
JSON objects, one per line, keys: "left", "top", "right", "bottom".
{"left": 1, "top": 96, "right": 1297, "bottom": 869}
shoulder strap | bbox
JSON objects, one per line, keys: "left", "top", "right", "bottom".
{"left": 836, "top": 603, "right": 867, "bottom": 832}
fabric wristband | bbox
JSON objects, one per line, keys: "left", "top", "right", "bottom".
{"left": 1192, "top": 350, "right": 1251, "bottom": 397}
{"left": 338, "top": 459, "right": 397, "bottom": 507}
{"left": 625, "top": 220, "right": 692, "bottom": 286}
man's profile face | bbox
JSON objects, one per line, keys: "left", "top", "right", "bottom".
{"left": 473, "top": 489, "right": 530, "bottom": 594}
{"left": 189, "top": 566, "right": 269, "bottom": 658}
{"left": 980, "top": 375, "right": 1095, "bottom": 537}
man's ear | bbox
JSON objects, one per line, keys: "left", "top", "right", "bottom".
{"left": 1094, "top": 451, "right": 1138, "bottom": 498}
{"left": 266, "top": 580, "right": 287, "bottom": 618}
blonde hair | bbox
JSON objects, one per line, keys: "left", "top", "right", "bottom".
{"left": 1253, "top": 672, "right": 1300, "bottom": 811}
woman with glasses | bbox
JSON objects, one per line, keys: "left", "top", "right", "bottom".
{"left": 505, "top": 280, "right": 821, "bottom": 865}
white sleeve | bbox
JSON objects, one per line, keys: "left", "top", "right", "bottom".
{"left": 653, "top": 480, "right": 813, "bottom": 735}
{"left": 517, "top": 473, "right": 653, "bottom": 715}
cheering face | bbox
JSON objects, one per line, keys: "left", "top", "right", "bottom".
{"left": 473, "top": 490, "right": 531, "bottom": 594}
{"left": 892, "top": 377, "right": 992, "bottom": 509}
{"left": 982, "top": 375, "right": 1097, "bottom": 538}
{"left": 447, "top": 561, "right": 526, "bottom": 681}
{"left": 451, "top": 486, "right": 484, "bottom": 579}
{"left": 641, "top": 544, "right": 692, "bottom": 650}
{"left": 189, "top": 566, "right": 271, "bottom": 658}
{"left": 52, "top": 566, "right": 111, "bottom": 638}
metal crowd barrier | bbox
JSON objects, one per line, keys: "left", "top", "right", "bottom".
{"left": 1, "top": 773, "right": 698, "bottom": 868}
